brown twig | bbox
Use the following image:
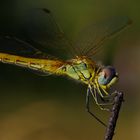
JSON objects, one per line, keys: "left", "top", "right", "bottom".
{"left": 104, "top": 92, "right": 124, "bottom": 140}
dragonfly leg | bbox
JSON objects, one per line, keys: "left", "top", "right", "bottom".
{"left": 99, "top": 90, "right": 118, "bottom": 105}
{"left": 86, "top": 87, "right": 90, "bottom": 111}
{"left": 94, "top": 88, "right": 118, "bottom": 111}
{"left": 86, "top": 86, "right": 107, "bottom": 127}
{"left": 89, "top": 87, "right": 110, "bottom": 111}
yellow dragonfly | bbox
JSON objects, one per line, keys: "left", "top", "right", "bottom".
{"left": 0, "top": 8, "right": 131, "bottom": 126}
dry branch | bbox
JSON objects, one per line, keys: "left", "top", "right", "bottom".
{"left": 104, "top": 92, "right": 124, "bottom": 140}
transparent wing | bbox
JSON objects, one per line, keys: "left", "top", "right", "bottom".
{"left": 0, "top": 36, "right": 48, "bottom": 58}
{"left": 74, "top": 16, "right": 132, "bottom": 57}
{"left": 0, "top": 36, "right": 54, "bottom": 76}
{"left": 22, "top": 8, "right": 76, "bottom": 60}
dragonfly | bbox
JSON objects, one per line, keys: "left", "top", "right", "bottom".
{"left": 0, "top": 8, "right": 131, "bottom": 127}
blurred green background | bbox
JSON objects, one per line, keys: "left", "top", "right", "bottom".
{"left": 0, "top": 0, "right": 140, "bottom": 140}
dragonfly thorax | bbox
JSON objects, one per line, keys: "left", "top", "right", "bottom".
{"left": 65, "top": 56, "right": 97, "bottom": 84}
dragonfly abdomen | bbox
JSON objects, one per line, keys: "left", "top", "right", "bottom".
{"left": 0, "top": 53, "right": 65, "bottom": 75}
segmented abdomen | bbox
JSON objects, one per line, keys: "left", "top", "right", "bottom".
{"left": 0, "top": 53, "right": 65, "bottom": 75}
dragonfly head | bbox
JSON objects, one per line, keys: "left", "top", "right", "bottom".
{"left": 97, "top": 66, "right": 118, "bottom": 91}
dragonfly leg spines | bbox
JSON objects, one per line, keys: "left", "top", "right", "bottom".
{"left": 86, "top": 86, "right": 107, "bottom": 127}
{"left": 88, "top": 85, "right": 113, "bottom": 111}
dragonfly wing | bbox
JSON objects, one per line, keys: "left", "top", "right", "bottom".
{"left": 0, "top": 36, "right": 47, "bottom": 58}
{"left": 22, "top": 8, "right": 75, "bottom": 60}
{"left": 0, "top": 36, "right": 54, "bottom": 76}
{"left": 74, "top": 16, "right": 132, "bottom": 57}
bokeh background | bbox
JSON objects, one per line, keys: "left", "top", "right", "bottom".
{"left": 0, "top": 0, "right": 140, "bottom": 140}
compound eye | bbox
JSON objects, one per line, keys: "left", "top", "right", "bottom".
{"left": 98, "top": 66, "right": 117, "bottom": 85}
